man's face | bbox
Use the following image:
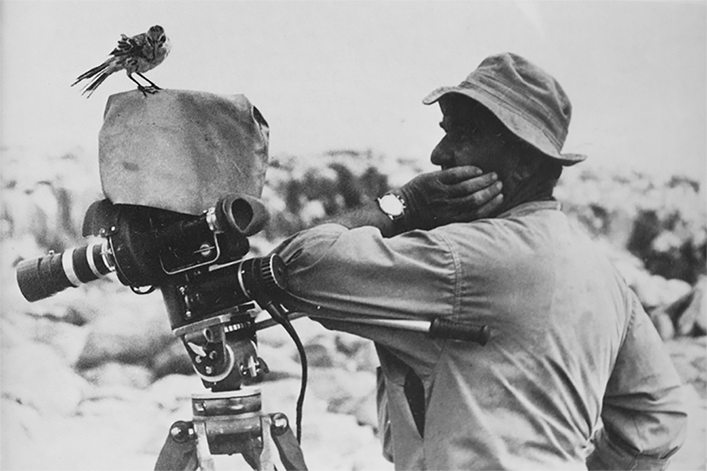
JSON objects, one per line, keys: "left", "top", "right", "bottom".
{"left": 430, "top": 96, "right": 511, "bottom": 175}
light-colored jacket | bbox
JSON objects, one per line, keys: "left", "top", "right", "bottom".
{"left": 276, "top": 201, "right": 687, "bottom": 470}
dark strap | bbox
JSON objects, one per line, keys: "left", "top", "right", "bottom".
{"left": 403, "top": 368, "right": 426, "bottom": 438}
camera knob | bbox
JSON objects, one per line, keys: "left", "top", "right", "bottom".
{"left": 237, "top": 254, "right": 288, "bottom": 300}
{"left": 258, "top": 254, "right": 287, "bottom": 292}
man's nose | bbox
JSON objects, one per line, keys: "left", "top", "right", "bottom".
{"left": 430, "top": 139, "right": 453, "bottom": 167}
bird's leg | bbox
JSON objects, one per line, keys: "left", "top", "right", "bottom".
{"left": 136, "top": 72, "right": 162, "bottom": 91}
{"left": 128, "top": 73, "right": 158, "bottom": 96}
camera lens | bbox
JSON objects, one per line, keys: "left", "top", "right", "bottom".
{"left": 16, "top": 240, "right": 114, "bottom": 302}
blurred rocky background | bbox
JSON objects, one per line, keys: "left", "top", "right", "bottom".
{"left": 1, "top": 147, "right": 705, "bottom": 470}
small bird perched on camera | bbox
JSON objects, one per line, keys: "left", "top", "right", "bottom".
{"left": 72, "top": 25, "right": 171, "bottom": 98}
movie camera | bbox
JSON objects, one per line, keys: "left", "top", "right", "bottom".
{"left": 17, "top": 193, "right": 289, "bottom": 384}
{"left": 16, "top": 193, "right": 311, "bottom": 470}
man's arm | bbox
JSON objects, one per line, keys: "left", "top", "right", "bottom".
{"left": 587, "top": 294, "right": 688, "bottom": 471}
{"left": 272, "top": 165, "right": 502, "bottom": 338}
{"left": 327, "top": 166, "right": 503, "bottom": 237}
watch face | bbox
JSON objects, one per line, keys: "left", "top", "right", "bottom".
{"left": 379, "top": 194, "right": 405, "bottom": 218}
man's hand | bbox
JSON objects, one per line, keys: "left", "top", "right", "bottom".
{"left": 324, "top": 166, "right": 502, "bottom": 237}
{"left": 397, "top": 166, "right": 503, "bottom": 231}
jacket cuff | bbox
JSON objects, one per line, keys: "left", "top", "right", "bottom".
{"left": 587, "top": 428, "right": 675, "bottom": 471}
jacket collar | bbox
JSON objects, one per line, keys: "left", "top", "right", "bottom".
{"left": 498, "top": 200, "right": 562, "bottom": 219}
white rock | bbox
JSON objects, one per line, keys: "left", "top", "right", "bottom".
{"left": 76, "top": 292, "right": 173, "bottom": 369}
{"left": 80, "top": 362, "right": 154, "bottom": 389}
{"left": 1, "top": 342, "right": 89, "bottom": 417}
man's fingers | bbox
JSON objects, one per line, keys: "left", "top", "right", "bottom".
{"left": 455, "top": 180, "right": 503, "bottom": 207}
{"left": 474, "top": 193, "right": 504, "bottom": 218}
{"left": 436, "top": 166, "right": 483, "bottom": 184}
{"left": 447, "top": 172, "right": 500, "bottom": 196}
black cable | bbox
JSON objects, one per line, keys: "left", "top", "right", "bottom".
{"left": 279, "top": 317, "right": 307, "bottom": 443}
{"left": 261, "top": 301, "right": 307, "bottom": 443}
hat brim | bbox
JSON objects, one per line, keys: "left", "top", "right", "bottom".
{"left": 423, "top": 86, "right": 587, "bottom": 167}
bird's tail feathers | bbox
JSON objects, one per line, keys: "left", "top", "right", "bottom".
{"left": 80, "top": 71, "right": 111, "bottom": 98}
{"left": 72, "top": 60, "right": 111, "bottom": 87}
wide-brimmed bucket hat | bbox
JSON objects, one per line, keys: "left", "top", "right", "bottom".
{"left": 423, "top": 52, "right": 586, "bottom": 166}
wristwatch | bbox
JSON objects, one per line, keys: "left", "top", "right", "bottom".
{"left": 377, "top": 192, "right": 406, "bottom": 221}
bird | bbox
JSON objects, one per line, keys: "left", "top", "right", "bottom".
{"left": 72, "top": 25, "right": 171, "bottom": 98}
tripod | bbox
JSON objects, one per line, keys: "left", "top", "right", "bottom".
{"left": 154, "top": 387, "right": 307, "bottom": 471}
{"left": 153, "top": 279, "right": 311, "bottom": 471}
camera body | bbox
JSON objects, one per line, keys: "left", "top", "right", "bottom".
{"left": 17, "top": 194, "right": 286, "bottom": 392}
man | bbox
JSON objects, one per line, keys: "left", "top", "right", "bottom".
{"left": 275, "top": 53, "right": 687, "bottom": 470}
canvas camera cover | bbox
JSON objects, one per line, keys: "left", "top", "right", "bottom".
{"left": 99, "top": 89, "right": 270, "bottom": 215}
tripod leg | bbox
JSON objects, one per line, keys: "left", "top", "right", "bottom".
{"left": 259, "top": 417, "right": 276, "bottom": 471}
{"left": 240, "top": 439, "right": 263, "bottom": 470}
{"left": 241, "top": 416, "right": 301, "bottom": 471}
{"left": 194, "top": 420, "right": 216, "bottom": 471}
{"left": 269, "top": 413, "right": 308, "bottom": 471}
{"left": 155, "top": 421, "right": 199, "bottom": 471}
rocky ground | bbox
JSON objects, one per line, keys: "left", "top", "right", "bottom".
{"left": 667, "top": 337, "right": 707, "bottom": 471}
{"left": 0, "top": 268, "right": 705, "bottom": 471}
{"left": 2, "top": 130, "right": 705, "bottom": 470}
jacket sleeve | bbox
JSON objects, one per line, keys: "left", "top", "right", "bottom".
{"left": 587, "top": 293, "right": 688, "bottom": 470}
{"left": 272, "top": 223, "right": 461, "bottom": 362}
{"left": 274, "top": 223, "right": 457, "bottom": 321}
